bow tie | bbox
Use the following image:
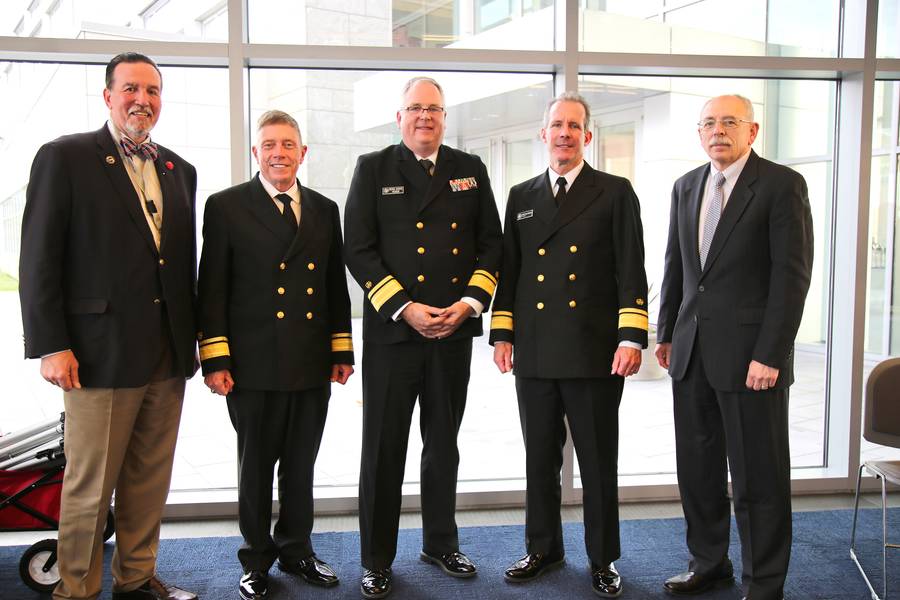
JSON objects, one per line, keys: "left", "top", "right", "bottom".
{"left": 120, "top": 137, "right": 159, "bottom": 162}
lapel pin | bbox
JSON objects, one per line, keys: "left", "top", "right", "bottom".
{"left": 105, "top": 155, "right": 116, "bottom": 165}
{"left": 165, "top": 161, "right": 174, "bottom": 171}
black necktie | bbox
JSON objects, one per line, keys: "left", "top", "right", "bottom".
{"left": 275, "top": 193, "right": 298, "bottom": 232}
{"left": 556, "top": 176, "right": 567, "bottom": 206}
{"left": 419, "top": 158, "right": 434, "bottom": 177}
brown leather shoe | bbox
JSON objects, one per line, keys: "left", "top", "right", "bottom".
{"left": 663, "top": 559, "right": 734, "bottom": 595}
{"left": 111, "top": 575, "right": 198, "bottom": 600}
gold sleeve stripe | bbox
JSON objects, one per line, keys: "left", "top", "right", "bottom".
{"left": 492, "top": 310, "right": 512, "bottom": 316}
{"left": 199, "top": 341, "right": 230, "bottom": 361}
{"left": 199, "top": 336, "right": 228, "bottom": 346}
{"left": 468, "top": 269, "right": 498, "bottom": 296}
{"left": 618, "top": 313, "right": 649, "bottom": 331}
{"left": 368, "top": 276, "right": 404, "bottom": 311}
{"left": 331, "top": 334, "right": 354, "bottom": 353}
{"left": 491, "top": 313, "right": 514, "bottom": 331}
{"left": 618, "top": 307, "right": 649, "bottom": 317}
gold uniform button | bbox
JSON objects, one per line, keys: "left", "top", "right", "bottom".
{"left": 417, "top": 247, "right": 426, "bottom": 255}
{"left": 158, "top": 258, "right": 165, "bottom": 266}
{"left": 537, "top": 274, "right": 544, "bottom": 282}
{"left": 417, "top": 275, "right": 425, "bottom": 282}
{"left": 569, "top": 300, "right": 577, "bottom": 308}
{"left": 279, "top": 262, "right": 286, "bottom": 271}
{"left": 277, "top": 287, "right": 285, "bottom": 295}
{"left": 451, "top": 222, "right": 458, "bottom": 230}
{"left": 569, "top": 273, "right": 577, "bottom": 281}
{"left": 416, "top": 222, "right": 424, "bottom": 230}
{"left": 452, "top": 248, "right": 459, "bottom": 255}
{"left": 306, "top": 287, "right": 314, "bottom": 295}
{"left": 276, "top": 311, "right": 285, "bottom": 319}
{"left": 306, "top": 312, "right": 313, "bottom": 320}
{"left": 570, "top": 245, "right": 578, "bottom": 253}
{"left": 536, "top": 302, "right": 544, "bottom": 310}
{"left": 365, "top": 281, "right": 373, "bottom": 289}
{"left": 451, "top": 277, "right": 459, "bottom": 284}
{"left": 307, "top": 262, "right": 315, "bottom": 271}
{"left": 538, "top": 248, "right": 546, "bottom": 256}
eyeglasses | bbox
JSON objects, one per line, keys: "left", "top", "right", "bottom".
{"left": 697, "top": 118, "right": 752, "bottom": 131}
{"left": 401, "top": 104, "right": 445, "bottom": 115}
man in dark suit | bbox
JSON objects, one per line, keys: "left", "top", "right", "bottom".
{"left": 197, "top": 110, "right": 354, "bottom": 600}
{"left": 344, "top": 76, "right": 502, "bottom": 599}
{"left": 656, "top": 94, "right": 813, "bottom": 600}
{"left": 489, "top": 92, "right": 648, "bottom": 598}
{"left": 19, "top": 53, "right": 198, "bottom": 600}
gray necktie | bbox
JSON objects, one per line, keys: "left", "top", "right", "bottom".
{"left": 700, "top": 172, "right": 726, "bottom": 270}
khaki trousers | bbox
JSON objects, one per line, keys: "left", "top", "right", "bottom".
{"left": 53, "top": 377, "right": 186, "bottom": 600}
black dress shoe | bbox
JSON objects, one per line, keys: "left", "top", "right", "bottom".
{"left": 503, "top": 553, "right": 565, "bottom": 582}
{"left": 238, "top": 571, "right": 268, "bottom": 600}
{"left": 111, "top": 576, "right": 198, "bottom": 600}
{"left": 592, "top": 562, "right": 623, "bottom": 598}
{"left": 420, "top": 550, "right": 477, "bottom": 578}
{"left": 360, "top": 568, "right": 392, "bottom": 599}
{"left": 663, "top": 559, "right": 734, "bottom": 595}
{"left": 278, "top": 554, "right": 339, "bottom": 587}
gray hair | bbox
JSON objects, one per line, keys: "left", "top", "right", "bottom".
{"left": 400, "top": 76, "right": 445, "bottom": 106}
{"left": 257, "top": 110, "right": 302, "bottom": 144}
{"left": 702, "top": 94, "right": 755, "bottom": 122}
{"left": 543, "top": 92, "right": 592, "bottom": 130}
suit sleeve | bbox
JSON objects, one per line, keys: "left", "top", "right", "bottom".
{"left": 343, "top": 155, "right": 413, "bottom": 320}
{"left": 489, "top": 189, "right": 519, "bottom": 345}
{"left": 19, "top": 142, "right": 73, "bottom": 358}
{"left": 657, "top": 183, "right": 684, "bottom": 344}
{"left": 196, "top": 195, "right": 232, "bottom": 375}
{"left": 754, "top": 172, "right": 813, "bottom": 367}
{"left": 462, "top": 157, "right": 503, "bottom": 309}
{"left": 326, "top": 201, "right": 355, "bottom": 365}
{"left": 612, "top": 180, "right": 649, "bottom": 348}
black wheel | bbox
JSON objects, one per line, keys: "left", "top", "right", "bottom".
{"left": 103, "top": 507, "right": 115, "bottom": 542}
{"left": 19, "top": 538, "right": 60, "bottom": 593}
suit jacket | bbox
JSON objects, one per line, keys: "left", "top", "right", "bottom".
{"left": 19, "top": 125, "right": 198, "bottom": 388}
{"left": 656, "top": 150, "right": 814, "bottom": 391}
{"left": 344, "top": 143, "right": 502, "bottom": 344}
{"left": 489, "top": 164, "right": 648, "bottom": 379}
{"left": 197, "top": 175, "right": 354, "bottom": 392}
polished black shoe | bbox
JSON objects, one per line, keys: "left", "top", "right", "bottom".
{"left": 663, "top": 559, "right": 734, "bottom": 595}
{"left": 278, "top": 554, "right": 339, "bottom": 587}
{"left": 420, "top": 550, "right": 477, "bottom": 578}
{"left": 592, "top": 562, "right": 622, "bottom": 598}
{"left": 360, "top": 568, "right": 392, "bottom": 599}
{"left": 112, "top": 576, "right": 199, "bottom": 600}
{"left": 503, "top": 553, "right": 565, "bottom": 582}
{"left": 238, "top": 571, "right": 268, "bottom": 600}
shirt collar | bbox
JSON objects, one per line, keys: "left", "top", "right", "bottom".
{"left": 107, "top": 120, "right": 153, "bottom": 150}
{"left": 548, "top": 160, "right": 585, "bottom": 190}
{"left": 413, "top": 148, "right": 439, "bottom": 165}
{"left": 709, "top": 148, "right": 752, "bottom": 185}
{"left": 258, "top": 173, "right": 299, "bottom": 202}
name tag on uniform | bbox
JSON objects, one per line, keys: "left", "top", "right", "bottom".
{"left": 382, "top": 186, "right": 404, "bottom": 196}
{"left": 517, "top": 209, "right": 534, "bottom": 221}
{"left": 449, "top": 177, "right": 478, "bottom": 192}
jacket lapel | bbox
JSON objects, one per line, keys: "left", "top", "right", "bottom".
{"left": 541, "top": 164, "right": 600, "bottom": 243}
{"left": 421, "top": 146, "right": 455, "bottom": 213}
{"left": 528, "top": 172, "right": 556, "bottom": 225}
{"left": 395, "top": 144, "right": 428, "bottom": 206}
{"left": 154, "top": 150, "right": 178, "bottom": 251}
{"left": 245, "top": 174, "right": 295, "bottom": 248}
{"left": 700, "top": 150, "right": 759, "bottom": 278}
{"left": 686, "top": 168, "right": 706, "bottom": 277}
{"left": 283, "top": 184, "right": 317, "bottom": 261}
{"left": 95, "top": 126, "right": 158, "bottom": 255}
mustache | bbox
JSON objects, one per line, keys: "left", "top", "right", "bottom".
{"left": 709, "top": 135, "right": 732, "bottom": 146}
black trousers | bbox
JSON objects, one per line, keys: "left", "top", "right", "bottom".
{"left": 673, "top": 343, "right": 792, "bottom": 600}
{"left": 358, "top": 337, "right": 472, "bottom": 570}
{"left": 515, "top": 375, "right": 623, "bottom": 567}
{"left": 227, "top": 386, "right": 330, "bottom": 572}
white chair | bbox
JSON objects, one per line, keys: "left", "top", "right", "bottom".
{"left": 850, "top": 357, "right": 900, "bottom": 600}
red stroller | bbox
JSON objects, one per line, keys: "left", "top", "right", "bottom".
{"left": 0, "top": 413, "right": 114, "bottom": 593}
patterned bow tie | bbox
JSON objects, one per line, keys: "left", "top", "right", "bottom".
{"left": 120, "top": 137, "right": 159, "bottom": 162}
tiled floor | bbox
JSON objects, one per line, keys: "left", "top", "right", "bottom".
{"left": 2, "top": 314, "right": 898, "bottom": 495}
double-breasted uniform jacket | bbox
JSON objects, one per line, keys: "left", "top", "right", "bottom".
{"left": 20, "top": 125, "right": 198, "bottom": 387}
{"left": 656, "top": 149, "right": 813, "bottom": 391}
{"left": 489, "top": 163, "right": 648, "bottom": 378}
{"left": 197, "top": 174, "right": 354, "bottom": 391}
{"left": 344, "top": 143, "right": 502, "bottom": 341}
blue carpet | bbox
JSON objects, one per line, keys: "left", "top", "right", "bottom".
{"left": 1, "top": 508, "right": 896, "bottom": 599}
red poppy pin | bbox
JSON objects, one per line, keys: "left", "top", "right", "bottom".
{"left": 165, "top": 161, "right": 174, "bottom": 170}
